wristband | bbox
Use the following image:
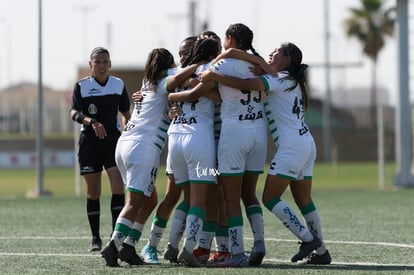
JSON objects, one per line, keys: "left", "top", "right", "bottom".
{"left": 89, "top": 118, "right": 97, "bottom": 126}
{"left": 72, "top": 111, "right": 86, "bottom": 124}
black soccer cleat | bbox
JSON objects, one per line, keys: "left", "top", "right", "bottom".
{"left": 248, "top": 240, "right": 266, "bottom": 266}
{"left": 119, "top": 243, "right": 144, "bottom": 265}
{"left": 88, "top": 236, "right": 102, "bottom": 252}
{"left": 306, "top": 250, "right": 332, "bottom": 265}
{"left": 291, "top": 236, "right": 321, "bottom": 262}
{"left": 101, "top": 240, "right": 119, "bottom": 267}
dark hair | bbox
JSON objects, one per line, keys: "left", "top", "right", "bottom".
{"left": 225, "top": 23, "right": 261, "bottom": 58}
{"left": 198, "top": 30, "right": 220, "bottom": 41}
{"left": 182, "top": 38, "right": 220, "bottom": 67}
{"left": 143, "top": 48, "right": 175, "bottom": 89}
{"left": 179, "top": 36, "right": 197, "bottom": 66}
{"left": 90, "top": 47, "right": 110, "bottom": 59}
{"left": 280, "top": 42, "right": 308, "bottom": 110}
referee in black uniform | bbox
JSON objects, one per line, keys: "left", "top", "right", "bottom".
{"left": 70, "top": 47, "right": 131, "bottom": 252}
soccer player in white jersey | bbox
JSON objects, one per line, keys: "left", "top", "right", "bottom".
{"left": 171, "top": 25, "right": 268, "bottom": 267}
{"left": 167, "top": 38, "right": 221, "bottom": 267}
{"left": 200, "top": 42, "right": 331, "bottom": 265}
{"left": 212, "top": 23, "right": 267, "bottom": 267}
{"left": 132, "top": 37, "right": 201, "bottom": 264}
{"left": 100, "top": 48, "right": 177, "bottom": 267}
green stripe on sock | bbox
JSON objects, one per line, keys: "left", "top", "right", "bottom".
{"left": 264, "top": 197, "right": 281, "bottom": 211}
{"left": 203, "top": 221, "right": 217, "bottom": 232}
{"left": 114, "top": 222, "right": 131, "bottom": 236}
{"left": 176, "top": 201, "right": 190, "bottom": 213}
{"left": 216, "top": 226, "right": 228, "bottom": 237}
{"left": 227, "top": 216, "right": 243, "bottom": 227}
{"left": 127, "top": 228, "right": 142, "bottom": 241}
{"left": 300, "top": 201, "right": 316, "bottom": 215}
{"left": 188, "top": 206, "right": 205, "bottom": 220}
{"left": 153, "top": 215, "right": 168, "bottom": 228}
{"left": 245, "top": 205, "right": 263, "bottom": 216}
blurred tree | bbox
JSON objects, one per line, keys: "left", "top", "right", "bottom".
{"left": 343, "top": 0, "right": 395, "bottom": 128}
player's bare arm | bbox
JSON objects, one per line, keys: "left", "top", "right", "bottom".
{"left": 168, "top": 80, "right": 217, "bottom": 102}
{"left": 200, "top": 69, "right": 266, "bottom": 92}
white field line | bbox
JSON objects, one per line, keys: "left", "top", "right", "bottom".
{"left": 0, "top": 237, "right": 414, "bottom": 267}
{"left": 0, "top": 236, "right": 413, "bottom": 249}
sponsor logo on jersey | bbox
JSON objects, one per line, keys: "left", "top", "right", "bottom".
{"left": 81, "top": 166, "right": 95, "bottom": 173}
{"left": 88, "top": 88, "right": 101, "bottom": 94}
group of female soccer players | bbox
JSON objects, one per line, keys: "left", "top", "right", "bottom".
{"left": 100, "top": 23, "right": 332, "bottom": 268}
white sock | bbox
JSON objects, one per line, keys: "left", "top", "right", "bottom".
{"left": 111, "top": 217, "right": 133, "bottom": 250}
{"left": 228, "top": 225, "right": 245, "bottom": 255}
{"left": 168, "top": 208, "right": 187, "bottom": 249}
{"left": 228, "top": 216, "right": 245, "bottom": 255}
{"left": 246, "top": 205, "right": 265, "bottom": 242}
{"left": 271, "top": 200, "right": 313, "bottom": 242}
{"left": 215, "top": 226, "right": 229, "bottom": 252}
{"left": 215, "top": 236, "right": 229, "bottom": 252}
{"left": 198, "top": 221, "right": 216, "bottom": 250}
{"left": 303, "top": 210, "right": 327, "bottom": 254}
{"left": 123, "top": 222, "right": 144, "bottom": 247}
{"left": 183, "top": 213, "right": 203, "bottom": 252}
{"left": 148, "top": 223, "right": 165, "bottom": 248}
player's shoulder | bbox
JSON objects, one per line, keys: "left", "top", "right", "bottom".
{"left": 167, "top": 67, "right": 178, "bottom": 75}
{"left": 156, "top": 76, "right": 169, "bottom": 93}
{"left": 211, "top": 58, "right": 252, "bottom": 76}
{"left": 108, "top": 75, "right": 124, "bottom": 84}
{"left": 211, "top": 57, "right": 231, "bottom": 68}
{"left": 78, "top": 76, "right": 92, "bottom": 84}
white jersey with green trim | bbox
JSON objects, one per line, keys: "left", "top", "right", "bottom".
{"left": 119, "top": 77, "right": 170, "bottom": 152}
{"left": 210, "top": 58, "right": 265, "bottom": 129}
{"left": 168, "top": 62, "right": 215, "bottom": 135}
{"left": 260, "top": 72, "right": 311, "bottom": 143}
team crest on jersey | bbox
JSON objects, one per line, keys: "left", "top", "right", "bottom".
{"left": 88, "top": 104, "right": 98, "bottom": 114}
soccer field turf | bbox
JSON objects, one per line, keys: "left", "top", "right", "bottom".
{"left": 1, "top": 187, "right": 414, "bottom": 274}
{"left": 0, "top": 163, "right": 412, "bottom": 274}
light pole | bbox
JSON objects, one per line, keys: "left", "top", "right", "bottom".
{"left": 29, "top": 0, "right": 51, "bottom": 198}
{"left": 394, "top": 0, "right": 414, "bottom": 187}
{"left": 36, "top": 0, "right": 44, "bottom": 196}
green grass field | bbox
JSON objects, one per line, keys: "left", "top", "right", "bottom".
{"left": 1, "top": 163, "right": 414, "bottom": 274}
{"left": 0, "top": 162, "right": 399, "bottom": 198}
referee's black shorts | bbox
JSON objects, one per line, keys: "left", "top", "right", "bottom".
{"left": 77, "top": 131, "right": 121, "bottom": 175}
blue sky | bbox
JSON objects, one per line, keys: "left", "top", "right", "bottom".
{"left": 0, "top": 0, "right": 400, "bottom": 105}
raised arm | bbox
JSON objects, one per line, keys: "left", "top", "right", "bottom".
{"left": 200, "top": 69, "right": 266, "bottom": 92}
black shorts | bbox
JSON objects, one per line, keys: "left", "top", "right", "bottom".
{"left": 77, "top": 131, "right": 121, "bottom": 175}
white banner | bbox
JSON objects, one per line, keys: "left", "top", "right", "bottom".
{"left": 0, "top": 151, "right": 75, "bottom": 168}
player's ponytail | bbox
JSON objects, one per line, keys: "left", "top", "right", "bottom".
{"left": 281, "top": 42, "right": 308, "bottom": 111}
{"left": 225, "top": 23, "right": 262, "bottom": 59}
